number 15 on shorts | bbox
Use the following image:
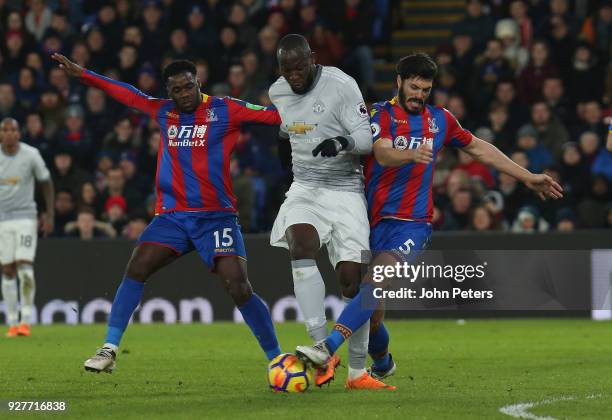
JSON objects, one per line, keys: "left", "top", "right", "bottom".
{"left": 213, "top": 228, "right": 234, "bottom": 248}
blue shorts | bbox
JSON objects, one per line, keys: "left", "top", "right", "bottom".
{"left": 370, "top": 219, "right": 432, "bottom": 263}
{"left": 138, "top": 211, "right": 246, "bottom": 270}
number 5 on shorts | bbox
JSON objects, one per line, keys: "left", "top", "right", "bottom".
{"left": 213, "top": 228, "right": 234, "bottom": 248}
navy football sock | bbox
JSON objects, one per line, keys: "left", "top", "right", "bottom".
{"left": 105, "top": 277, "right": 145, "bottom": 346}
{"left": 369, "top": 322, "right": 391, "bottom": 371}
{"left": 325, "top": 283, "right": 377, "bottom": 355}
{"left": 239, "top": 293, "right": 281, "bottom": 360}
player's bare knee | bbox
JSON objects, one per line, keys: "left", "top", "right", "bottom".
{"left": 339, "top": 276, "right": 359, "bottom": 298}
{"left": 125, "top": 258, "right": 150, "bottom": 283}
{"left": 2, "top": 263, "right": 17, "bottom": 278}
{"left": 226, "top": 277, "right": 253, "bottom": 306}
{"left": 288, "top": 241, "right": 318, "bottom": 260}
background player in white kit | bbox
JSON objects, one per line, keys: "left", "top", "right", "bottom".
{"left": 0, "top": 118, "right": 54, "bottom": 337}
{"left": 269, "top": 35, "right": 393, "bottom": 389}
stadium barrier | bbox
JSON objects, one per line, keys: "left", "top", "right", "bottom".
{"left": 0, "top": 232, "right": 611, "bottom": 324}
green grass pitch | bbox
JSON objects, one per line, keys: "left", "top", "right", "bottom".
{"left": 1, "top": 319, "right": 611, "bottom": 419}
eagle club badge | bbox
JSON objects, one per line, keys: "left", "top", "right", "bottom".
{"left": 428, "top": 117, "right": 439, "bottom": 133}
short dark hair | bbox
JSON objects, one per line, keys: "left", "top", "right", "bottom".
{"left": 396, "top": 53, "right": 438, "bottom": 80}
{"left": 162, "top": 60, "right": 197, "bottom": 84}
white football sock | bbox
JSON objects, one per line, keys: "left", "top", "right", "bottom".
{"left": 17, "top": 264, "right": 35, "bottom": 324}
{"left": 292, "top": 259, "right": 327, "bottom": 342}
{"left": 2, "top": 275, "right": 19, "bottom": 326}
{"left": 344, "top": 296, "right": 370, "bottom": 379}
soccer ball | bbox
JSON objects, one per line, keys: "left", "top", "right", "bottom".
{"left": 267, "top": 353, "right": 313, "bottom": 393}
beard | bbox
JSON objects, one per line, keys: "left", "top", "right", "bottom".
{"left": 398, "top": 88, "right": 425, "bottom": 115}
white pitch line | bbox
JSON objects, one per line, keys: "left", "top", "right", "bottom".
{"left": 499, "top": 396, "right": 576, "bottom": 420}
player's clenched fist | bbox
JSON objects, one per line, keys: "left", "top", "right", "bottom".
{"left": 411, "top": 143, "right": 433, "bottom": 164}
{"left": 311, "top": 136, "right": 349, "bottom": 157}
{"left": 51, "top": 53, "right": 83, "bottom": 77}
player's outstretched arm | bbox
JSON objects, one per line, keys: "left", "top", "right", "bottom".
{"left": 463, "top": 136, "right": 563, "bottom": 200}
{"left": 373, "top": 138, "right": 433, "bottom": 167}
{"left": 51, "top": 53, "right": 159, "bottom": 115}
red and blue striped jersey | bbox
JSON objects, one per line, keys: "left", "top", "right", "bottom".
{"left": 364, "top": 98, "right": 473, "bottom": 226}
{"left": 81, "top": 70, "right": 281, "bottom": 214}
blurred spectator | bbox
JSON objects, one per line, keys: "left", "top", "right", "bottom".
{"left": 38, "top": 87, "right": 64, "bottom": 139}
{"left": 469, "top": 205, "right": 500, "bottom": 231}
{"left": 508, "top": 0, "right": 533, "bottom": 48}
{"left": 336, "top": 0, "right": 375, "bottom": 95}
{"left": 228, "top": 3, "right": 256, "bottom": 48}
{"left": 85, "top": 27, "right": 111, "bottom": 73}
{"left": 65, "top": 207, "right": 116, "bottom": 239}
{"left": 579, "top": 1, "right": 612, "bottom": 56}
{"left": 214, "top": 25, "right": 243, "bottom": 84}
{"left": 118, "top": 151, "right": 151, "bottom": 199}
{"left": 452, "top": 0, "right": 495, "bottom": 52}
{"left": 139, "top": 127, "right": 160, "bottom": 179}
{"left": 56, "top": 105, "right": 94, "bottom": 169}
{"left": 515, "top": 124, "right": 553, "bottom": 173}
{"left": 518, "top": 39, "right": 559, "bottom": 104}
{"left": 495, "top": 18, "right": 529, "bottom": 73}
{"left": 559, "top": 142, "right": 589, "bottom": 201}
{"left": 118, "top": 44, "right": 140, "bottom": 86}
{"left": 493, "top": 80, "right": 529, "bottom": 129}
{"left": 572, "top": 100, "right": 607, "bottom": 141}
{"left": 470, "top": 38, "right": 514, "bottom": 113}
{"left": 97, "top": 167, "right": 142, "bottom": 215}
{"left": 103, "top": 195, "right": 128, "bottom": 234}
{"left": 537, "top": 0, "right": 577, "bottom": 37}
{"left": 187, "top": 4, "right": 218, "bottom": 55}
{"left": 545, "top": 16, "right": 576, "bottom": 79}
{"left": 577, "top": 175, "right": 611, "bottom": 227}
{"left": 53, "top": 189, "right": 77, "bottom": 237}
{"left": 486, "top": 102, "right": 515, "bottom": 153}
{"left": 511, "top": 206, "right": 549, "bottom": 233}
{"left": 497, "top": 171, "right": 533, "bottom": 223}
{"left": 441, "top": 188, "right": 474, "bottom": 230}
{"left": 451, "top": 32, "right": 477, "bottom": 94}
{"left": 578, "top": 131, "right": 600, "bottom": 167}
{"left": 541, "top": 76, "right": 570, "bottom": 122}
{"left": 555, "top": 207, "right": 577, "bottom": 231}
{"left": 15, "top": 67, "right": 40, "bottom": 113}
{"left": 22, "top": 111, "right": 53, "bottom": 164}
{"left": 307, "top": 23, "right": 344, "bottom": 68}
{"left": 77, "top": 182, "right": 100, "bottom": 217}
{"left": 140, "top": 1, "right": 168, "bottom": 66}
{"left": 592, "top": 148, "right": 612, "bottom": 181}
{"left": 456, "top": 150, "right": 495, "bottom": 189}
{"left": 122, "top": 216, "right": 148, "bottom": 240}
{"left": 25, "top": 0, "right": 53, "bottom": 42}
{"left": 84, "top": 87, "right": 115, "bottom": 143}
{"left": 102, "top": 116, "right": 138, "bottom": 161}
{"left": 255, "top": 26, "right": 279, "bottom": 82}
{"left": 529, "top": 101, "right": 569, "bottom": 158}
{"left": 567, "top": 43, "right": 604, "bottom": 104}
{"left": 51, "top": 149, "right": 90, "bottom": 197}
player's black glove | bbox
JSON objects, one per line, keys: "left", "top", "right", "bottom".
{"left": 311, "top": 136, "right": 349, "bottom": 157}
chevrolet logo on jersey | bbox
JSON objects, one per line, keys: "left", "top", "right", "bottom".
{"left": 287, "top": 121, "right": 316, "bottom": 135}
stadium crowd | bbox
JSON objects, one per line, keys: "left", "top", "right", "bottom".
{"left": 0, "top": 0, "right": 610, "bottom": 238}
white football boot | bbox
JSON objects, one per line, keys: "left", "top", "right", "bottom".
{"left": 84, "top": 347, "right": 116, "bottom": 373}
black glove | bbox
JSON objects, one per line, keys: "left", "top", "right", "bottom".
{"left": 311, "top": 136, "right": 349, "bottom": 157}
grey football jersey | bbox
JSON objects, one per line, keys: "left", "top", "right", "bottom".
{"left": 0, "top": 143, "right": 50, "bottom": 221}
{"left": 269, "top": 66, "right": 372, "bottom": 192}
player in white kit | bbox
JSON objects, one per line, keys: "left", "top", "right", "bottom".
{"left": 269, "top": 34, "right": 391, "bottom": 389}
{"left": 0, "top": 118, "right": 54, "bottom": 337}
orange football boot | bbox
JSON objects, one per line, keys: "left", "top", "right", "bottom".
{"left": 314, "top": 354, "right": 341, "bottom": 387}
{"left": 17, "top": 323, "right": 31, "bottom": 336}
{"left": 6, "top": 326, "right": 19, "bottom": 337}
{"left": 345, "top": 372, "right": 396, "bottom": 390}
